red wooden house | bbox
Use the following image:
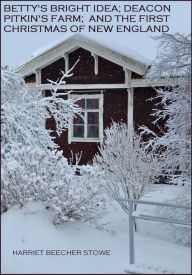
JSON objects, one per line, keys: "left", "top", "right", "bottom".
{"left": 17, "top": 34, "right": 166, "bottom": 164}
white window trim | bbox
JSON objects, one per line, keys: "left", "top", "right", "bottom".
{"left": 68, "top": 93, "right": 103, "bottom": 144}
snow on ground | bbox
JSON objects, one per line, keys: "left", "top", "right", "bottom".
{"left": 1, "top": 185, "right": 191, "bottom": 274}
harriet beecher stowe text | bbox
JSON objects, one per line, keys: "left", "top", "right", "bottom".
{"left": 12, "top": 249, "right": 111, "bottom": 256}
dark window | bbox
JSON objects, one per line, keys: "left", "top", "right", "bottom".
{"left": 72, "top": 97, "right": 101, "bottom": 140}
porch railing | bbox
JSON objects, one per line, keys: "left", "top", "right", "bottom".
{"left": 117, "top": 198, "right": 191, "bottom": 265}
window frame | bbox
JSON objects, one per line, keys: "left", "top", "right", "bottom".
{"left": 68, "top": 93, "right": 103, "bottom": 143}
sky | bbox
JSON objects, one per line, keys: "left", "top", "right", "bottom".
{"left": 1, "top": 1, "right": 191, "bottom": 68}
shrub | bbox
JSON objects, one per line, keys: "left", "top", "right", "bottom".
{"left": 94, "top": 122, "right": 161, "bottom": 215}
{"left": 1, "top": 144, "right": 107, "bottom": 224}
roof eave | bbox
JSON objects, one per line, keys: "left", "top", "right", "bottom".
{"left": 16, "top": 37, "right": 149, "bottom": 77}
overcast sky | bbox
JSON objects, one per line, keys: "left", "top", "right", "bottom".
{"left": 1, "top": 1, "right": 191, "bottom": 68}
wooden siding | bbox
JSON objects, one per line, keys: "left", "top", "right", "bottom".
{"left": 23, "top": 47, "right": 159, "bottom": 165}
{"left": 134, "top": 87, "right": 164, "bottom": 138}
{"left": 41, "top": 58, "right": 65, "bottom": 84}
{"left": 46, "top": 89, "right": 128, "bottom": 164}
{"left": 40, "top": 48, "right": 125, "bottom": 85}
{"left": 24, "top": 73, "right": 36, "bottom": 83}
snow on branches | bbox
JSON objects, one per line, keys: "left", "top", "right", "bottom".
{"left": 1, "top": 67, "right": 107, "bottom": 223}
{"left": 1, "top": 68, "right": 81, "bottom": 151}
{"left": 1, "top": 145, "right": 107, "bottom": 223}
{"left": 140, "top": 33, "right": 191, "bottom": 184}
{"left": 94, "top": 122, "right": 161, "bottom": 214}
{"left": 147, "top": 33, "right": 191, "bottom": 84}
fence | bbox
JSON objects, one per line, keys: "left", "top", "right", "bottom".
{"left": 117, "top": 198, "right": 191, "bottom": 265}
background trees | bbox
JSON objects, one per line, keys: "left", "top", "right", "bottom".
{"left": 139, "top": 33, "right": 191, "bottom": 241}
{"left": 141, "top": 33, "right": 191, "bottom": 184}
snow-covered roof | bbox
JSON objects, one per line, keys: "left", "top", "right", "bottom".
{"left": 16, "top": 33, "right": 150, "bottom": 77}
{"left": 32, "top": 33, "right": 151, "bottom": 65}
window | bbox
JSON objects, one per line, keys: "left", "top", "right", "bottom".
{"left": 68, "top": 94, "right": 103, "bottom": 143}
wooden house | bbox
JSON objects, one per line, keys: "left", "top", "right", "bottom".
{"left": 16, "top": 34, "right": 166, "bottom": 164}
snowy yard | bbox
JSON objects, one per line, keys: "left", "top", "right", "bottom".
{"left": 2, "top": 185, "right": 191, "bottom": 274}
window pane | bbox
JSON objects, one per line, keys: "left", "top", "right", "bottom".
{"left": 87, "top": 125, "right": 99, "bottom": 138}
{"left": 87, "top": 99, "right": 99, "bottom": 109}
{"left": 73, "top": 125, "right": 84, "bottom": 138}
{"left": 88, "top": 112, "right": 99, "bottom": 124}
{"left": 76, "top": 99, "right": 85, "bottom": 109}
{"left": 73, "top": 112, "right": 84, "bottom": 124}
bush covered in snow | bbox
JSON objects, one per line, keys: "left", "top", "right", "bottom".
{"left": 1, "top": 66, "right": 107, "bottom": 224}
{"left": 1, "top": 144, "right": 107, "bottom": 224}
{"left": 94, "top": 122, "right": 161, "bottom": 215}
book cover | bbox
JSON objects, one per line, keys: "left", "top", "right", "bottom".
{"left": 1, "top": 1, "right": 191, "bottom": 274}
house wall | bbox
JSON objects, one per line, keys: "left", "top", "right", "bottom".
{"left": 41, "top": 48, "right": 125, "bottom": 84}
{"left": 24, "top": 73, "right": 36, "bottom": 83}
{"left": 46, "top": 87, "right": 159, "bottom": 164}
{"left": 46, "top": 89, "right": 128, "bottom": 164}
{"left": 41, "top": 58, "right": 65, "bottom": 84}
{"left": 23, "top": 47, "right": 158, "bottom": 165}
{"left": 134, "top": 87, "right": 157, "bottom": 131}
{"left": 134, "top": 87, "right": 164, "bottom": 138}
